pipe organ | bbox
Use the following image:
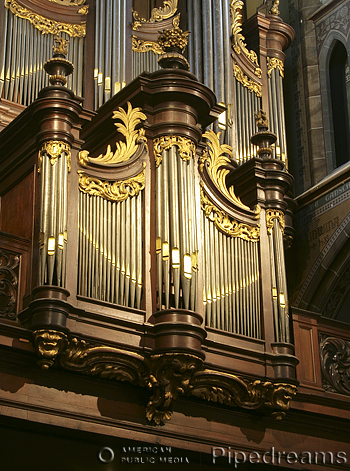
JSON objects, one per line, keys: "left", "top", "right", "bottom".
{"left": 0, "top": 0, "right": 299, "bottom": 425}
{"left": 155, "top": 141, "right": 199, "bottom": 311}
{"left": 0, "top": 0, "right": 85, "bottom": 105}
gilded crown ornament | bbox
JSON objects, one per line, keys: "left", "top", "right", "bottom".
{"left": 44, "top": 35, "right": 74, "bottom": 86}
{"left": 157, "top": 16, "right": 190, "bottom": 70}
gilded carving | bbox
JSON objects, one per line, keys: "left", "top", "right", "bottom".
{"left": 33, "top": 329, "right": 68, "bottom": 370}
{"left": 230, "top": 0, "right": 262, "bottom": 77}
{"left": 60, "top": 337, "right": 149, "bottom": 386}
{"left": 5, "top": 0, "right": 86, "bottom": 37}
{"left": 157, "top": 16, "right": 189, "bottom": 52}
{"left": 269, "top": 0, "right": 280, "bottom": 15}
{"left": 267, "top": 57, "right": 284, "bottom": 78}
{"left": 53, "top": 35, "right": 69, "bottom": 56}
{"left": 78, "top": 163, "right": 146, "bottom": 203}
{"left": 153, "top": 135, "right": 195, "bottom": 167}
{"left": 132, "top": 0, "right": 178, "bottom": 30}
{"left": 255, "top": 109, "right": 269, "bottom": 128}
{"left": 78, "top": 102, "right": 147, "bottom": 167}
{"left": 146, "top": 353, "right": 203, "bottom": 424}
{"left": 132, "top": 36, "right": 164, "bottom": 55}
{"left": 38, "top": 141, "right": 71, "bottom": 173}
{"left": 49, "top": 0, "right": 86, "bottom": 5}
{"left": 0, "top": 249, "right": 19, "bottom": 320}
{"left": 200, "top": 129, "right": 250, "bottom": 210}
{"left": 320, "top": 336, "right": 350, "bottom": 396}
{"left": 266, "top": 209, "right": 285, "bottom": 234}
{"left": 201, "top": 187, "right": 260, "bottom": 242}
{"left": 190, "top": 370, "right": 297, "bottom": 419}
{"left": 232, "top": 60, "right": 262, "bottom": 97}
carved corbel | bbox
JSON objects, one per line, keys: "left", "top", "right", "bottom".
{"left": 33, "top": 329, "right": 68, "bottom": 370}
{"left": 146, "top": 353, "right": 203, "bottom": 424}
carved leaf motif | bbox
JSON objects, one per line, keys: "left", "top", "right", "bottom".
{"left": 320, "top": 336, "right": 350, "bottom": 395}
{"left": 78, "top": 164, "right": 146, "bottom": 203}
{"left": 78, "top": 102, "right": 147, "bottom": 167}
{"left": 201, "top": 129, "right": 250, "bottom": 210}
{"left": 200, "top": 187, "right": 260, "bottom": 241}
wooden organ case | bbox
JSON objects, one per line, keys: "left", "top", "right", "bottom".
{"left": 0, "top": 0, "right": 299, "bottom": 426}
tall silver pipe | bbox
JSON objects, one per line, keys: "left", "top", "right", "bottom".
{"left": 202, "top": 0, "right": 214, "bottom": 90}
{"left": 111, "top": 201, "right": 116, "bottom": 303}
{"left": 162, "top": 150, "right": 170, "bottom": 309}
{"left": 169, "top": 146, "right": 180, "bottom": 308}
{"left": 130, "top": 196, "right": 137, "bottom": 308}
{"left": 106, "top": 200, "right": 112, "bottom": 302}
{"left": 125, "top": 197, "right": 131, "bottom": 306}
{"left": 119, "top": 199, "right": 126, "bottom": 305}
{"left": 136, "top": 193, "right": 142, "bottom": 309}
{"left": 115, "top": 200, "right": 121, "bottom": 304}
{"left": 204, "top": 214, "right": 211, "bottom": 325}
{"left": 0, "top": 8, "right": 8, "bottom": 98}
{"left": 209, "top": 218, "right": 216, "bottom": 327}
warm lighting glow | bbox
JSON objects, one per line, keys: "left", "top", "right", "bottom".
{"left": 105, "top": 76, "right": 111, "bottom": 91}
{"left": 162, "top": 242, "right": 169, "bottom": 260}
{"left": 171, "top": 247, "right": 180, "bottom": 268}
{"left": 48, "top": 237, "right": 55, "bottom": 255}
{"left": 98, "top": 72, "right": 103, "bottom": 85}
{"left": 184, "top": 254, "right": 192, "bottom": 279}
{"left": 58, "top": 233, "right": 64, "bottom": 249}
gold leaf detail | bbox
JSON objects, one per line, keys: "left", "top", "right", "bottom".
{"left": 269, "top": 0, "right": 280, "bottom": 15}
{"left": 49, "top": 0, "right": 86, "bottom": 5}
{"left": 78, "top": 102, "right": 147, "bottom": 167}
{"left": 230, "top": 0, "right": 261, "bottom": 77}
{"left": 132, "top": 36, "right": 164, "bottom": 55}
{"left": 78, "top": 164, "right": 146, "bottom": 203}
{"left": 200, "top": 187, "right": 260, "bottom": 241}
{"left": 132, "top": 0, "right": 178, "bottom": 30}
{"left": 232, "top": 59, "right": 262, "bottom": 97}
{"left": 266, "top": 209, "right": 285, "bottom": 234}
{"left": 200, "top": 129, "right": 249, "bottom": 210}
{"left": 153, "top": 135, "right": 196, "bottom": 167}
{"left": 157, "top": 16, "right": 189, "bottom": 53}
{"left": 5, "top": 0, "right": 86, "bottom": 37}
{"left": 267, "top": 57, "right": 284, "bottom": 78}
{"left": 38, "top": 140, "right": 71, "bottom": 173}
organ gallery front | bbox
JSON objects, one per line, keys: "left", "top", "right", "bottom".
{"left": 0, "top": 1, "right": 349, "bottom": 469}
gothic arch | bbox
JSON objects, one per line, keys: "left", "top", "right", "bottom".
{"left": 319, "top": 33, "right": 350, "bottom": 172}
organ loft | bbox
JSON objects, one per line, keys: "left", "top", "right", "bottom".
{"left": 0, "top": 1, "right": 349, "bottom": 469}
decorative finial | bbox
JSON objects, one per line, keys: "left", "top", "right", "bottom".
{"left": 44, "top": 35, "right": 74, "bottom": 87}
{"left": 254, "top": 109, "right": 269, "bottom": 130}
{"left": 53, "top": 35, "right": 69, "bottom": 56}
{"left": 251, "top": 109, "right": 277, "bottom": 159}
{"left": 157, "top": 16, "right": 190, "bottom": 70}
{"left": 269, "top": 0, "right": 280, "bottom": 15}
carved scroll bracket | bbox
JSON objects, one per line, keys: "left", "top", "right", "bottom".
{"left": 153, "top": 135, "right": 195, "bottom": 167}
{"left": 78, "top": 102, "right": 147, "bottom": 169}
{"left": 132, "top": 0, "right": 178, "bottom": 30}
{"left": 32, "top": 332, "right": 297, "bottom": 422}
{"left": 146, "top": 353, "right": 203, "bottom": 424}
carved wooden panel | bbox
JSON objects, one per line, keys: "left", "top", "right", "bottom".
{"left": 320, "top": 335, "right": 350, "bottom": 396}
{"left": 0, "top": 232, "right": 30, "bottom": 320}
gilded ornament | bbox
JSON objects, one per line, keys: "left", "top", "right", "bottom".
{"left": 157, "top": 16, "right": 189, "bottom": 53}
{"left": 5, "top": 0, "right": 86, "bottom": 37}
{"left": 33, "top": 329, "right": 68, "bottom": 370}
{"left": 200, "top": 187, "right": 260, "bottom": 242}
{"left": 190, "top": 369, "right": 297, "bottom": 419}
{"left": 153, "top": 135, "right": 195, "bottom": 167}
{"left": 49, "top": 0, "right": 86, "bottom": 5}
{"left": 267, "top": 57, "right": 284, "bottom": 78}
{"left": 60, "top": 337, "right": 148, "bottom": 386}
{"left": 38, "top": 141, "right": 71, "bottom": 173}
{"left": 146, "top": 353, "right": 203, "bottom": 424}
{"left": 233, "top": 60, "right": 262, "bottom": 97}
{"left": 320, "top": 336, "right": 350, "bottom": 396}
{"left": 266, "top": 209, "right": 285, "bottom": 234}
{"left": 53, "top": 35, "right": 69, "bottom": 56}
{"left": 78, "top": 163, "right": 146, "bottom": 203}
{"left": 200, "top": 129, "right": 250, "bottom": 210}
{"left": 230, "top": 1, "right": 262, "bottom": 77}
{"left": 269, "top": 0, "right": 280, "bottom": 15}
{"left": 132, "top": 0, "right": 178, "bottom": 30}
{"left": 132, "top": 36, "right": 164, "bottom": 55}
{"left": 78, "top": 102, "right": 147, "bottom": 167}
{"left": 77, "top": 6, "right": 89, "bottom": 14}
{"left": 255, "top": 109, "right": 269, "bottom": 128}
